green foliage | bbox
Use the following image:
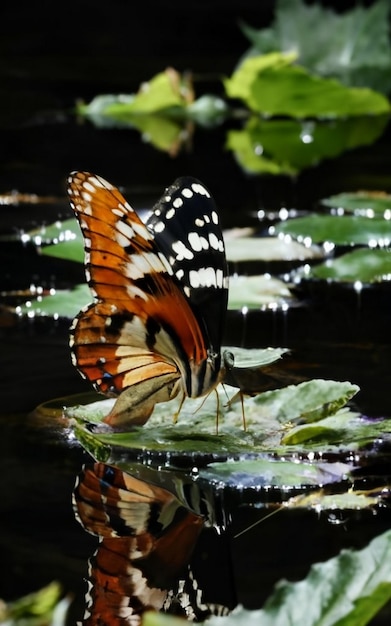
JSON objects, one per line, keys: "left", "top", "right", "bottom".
{"left": 274, "top": 214, "right": 391, "bottom": 246}
{"left": 225, "top": 52, "right": 390, "bottom": 117}
{"left": 240, "top": 0, "right": 391, "bottom": 94}
{"left": 0, "top": 582, "right": 69, "bottom": 625}
{"left": 142, "top": 528, "right": 391, "bottom": 626}
{"left": 308, "top": 248, "right": 391, "bottom": 283}
{"left": 321, "top": 191, "right": 391, "bottom": 217}
{"left": 67, "top": 379, "right": 367, "bottom": 458}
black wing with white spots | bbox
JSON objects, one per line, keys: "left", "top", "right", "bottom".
{"left": 146, "top": 177, "right": 229, "bottom": 357}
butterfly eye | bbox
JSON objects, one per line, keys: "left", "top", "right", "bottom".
{"left": 222, "top": 350, "right": 235, "bottom": 370}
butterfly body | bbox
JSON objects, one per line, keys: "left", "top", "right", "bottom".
{"left": 67, "top": 172, "right": 229, "bottom": 427}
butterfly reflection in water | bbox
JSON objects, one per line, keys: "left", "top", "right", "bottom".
{"left": 73, "top": 463, "right": 234, "bottom": 624}
{"left": 67, "top": 172, "right": 233, "bottom": 429}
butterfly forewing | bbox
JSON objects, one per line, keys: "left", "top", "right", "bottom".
{"left": 67, "top": 172, "right": 228, "bottom": 427}
{"left": 147, "top": 176, "right": 229, "bottom": 357}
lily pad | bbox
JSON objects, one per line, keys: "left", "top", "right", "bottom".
{"left": 14, "top": 275, "right": 295, "bottom": 319}
{"left": 199, "top": 458, "right": 352, "bottom": 489}
{"left": 66, "top": 379, "right": 367, "bottom": 460}
{"left": 305, "top": 248, "right": 391, "bottom": 283}
{"left": 228, "top": 275, "right": 294, "bottom": 310}
{"left": 273, "top": 214, "right": 391, "bottom": 247}
{"left": 321, "top": 191, "right": 391, "bottom": 218}
{"left": 226, "top": 236, "right": 322, "bottom": 263}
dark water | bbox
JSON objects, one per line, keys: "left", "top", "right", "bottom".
{"left": 1, "top": 1, "right": 391, "bottom": 623}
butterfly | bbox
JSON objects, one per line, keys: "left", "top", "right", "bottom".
{"left": 67, "top": 172, "right": 231, "bottom": 428}
{"left": 73, "top": 463, "right": 233, "bottom": 624}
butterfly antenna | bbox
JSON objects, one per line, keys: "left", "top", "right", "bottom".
{"left": 233, "top": 506, "right": 282, "bottom": 539}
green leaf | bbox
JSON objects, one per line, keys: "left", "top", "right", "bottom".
{"left": 226, "top": 114, "right": 388, "bottom": 175}
{"left": 40, "top": 217, "right": 84, "bottom": 262}
{"left": 223, "top": 346, "right": 288, "bottom": 369}
{"left": 273, "top": 214, "right": 391, "bottom": 246}
{"left": 200, "top": 458, "right": 351, "bottom": 488}
{"left": 227, "top": 275, "right": 295, "bottom": 310}
{"left": 226, "top": 235, "right": 322, "bottom": 263}
{"left": 79, "top": 68, "right": 190, "bottom": 117}
{"left": 307, "top": 248, "right": 391, "bottom": 283}
{"left": 14, "top": 275, "right": 295, "bottom": 319}
{"left": 282, "top": 410, "right": 391, "bottom": 447}
{"left": 252, "top": 380, "right": 359, "bottom": 425}
{"left": 142, "top": 528, "right": 391, "bottom": 625}
{"left": 67, "top": 379, "right": 364, "bottom": 458}
{"left": 240, "top": 0, "right": 391, "bottom": 94}
{"left": 16, "top": 284, "right": 90, "bottom": 319}
{"left": 225, "top": 52, "right": 390, "bottom": 118}
{"left": 3, "top": 581, "right": 67, "bottom": 624}
{"left": 321, "top": 191, "right": 391, "bottom": 217}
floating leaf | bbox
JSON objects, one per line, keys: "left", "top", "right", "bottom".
{"left": 200, "top": 458, "right": 351, "bottom": 489}
{"left": 228, "top": 275, "right": 294, "bottom": 310}
{"left": 67, "top": 379, "right": 368, "bottom": 458}
{"left": 225, "top": 52, "right": 390, "bottom": 118}
{"left": 252, "top": 380, "right": 359, "bottom": 425}
{"left": 226, "top": 236, "right": 322, "bottom": 262}
{"left": 321, "top": 191, "right": 391, "bottom": 217}
{"left": 14, "top": 276, "right": 295, "bottom": 319}
{"left": 240, "top": 0, "right": 391, "bottom": 94}
{"left": 273, "top": 214, "right": 391, "bottom": 246}
{"left": 306, "top": 248, "right": 391, "bottom": 283}
{"left": 16, "top": 284, "right": 90, "bottom": 319}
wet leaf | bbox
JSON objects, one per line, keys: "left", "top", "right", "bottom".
{"left": 142, "top": 528, "right": 391, "bottom": 625}
{"left": 227, "top": 275, "right": 294, "bottom": 310}
{"left": 321, "top": 191, "right": 391, "bottom": 217}
{"left": 306, "top": 248, "right": 391, "bottom": 283}
{"left": 225, "top": 52, "right": 390, "bottom": 118}
{"left": 226, "top": 236, "right": 322, "bottom": 262}
{"left": 252, "top": 379, "right": 359, "bottom": 425}
{"left": 16, "top": 284, "right": 90, "bottom": 319}
{"left": 282, "top": 411, "right": 391, "bottom": 447}
{"left": 240, "top": 0, "right": 391, "bottom": 94}
{"left": 200, "top": 458, "right": 351, "bottom": 488}
{"left": 14, "top": 276, "right": 295, "bottom": 318}
{"left": 273, "top": 214, "right": 391, "bottom": 246}
{"left": 67, "top": 379, "right": 365, "bottom": 457}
